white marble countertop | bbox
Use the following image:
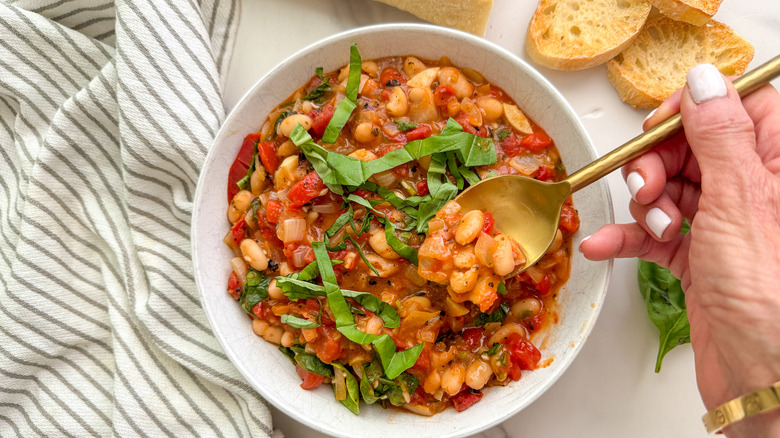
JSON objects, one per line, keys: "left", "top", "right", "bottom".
{"left": 223, "top": 1, "right": 780, "bottom": 436}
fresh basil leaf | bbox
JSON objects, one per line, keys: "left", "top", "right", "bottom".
{"left": 446, "top": 152, "right": 465, "bottom": 190}
{"left": 373, "top": 335, "right": 424, "bottom": 379}
{"left": 273, "top": 111, "right": 291, "bottom": 138}
{"left": 382, "top": 218, "right": 418, "bottom": 265}
{"left": 638, "top": 260, "right": 690, "bottom": 373}
{"left": 292, "top": 347, "right": 334, "bottom": 378}
{"left": 383, "top": 373, "right": 418, "bottom": 407}
{"left": 496, "top": 128, "right": 511, "bottom": 141}
{"left": 485, "top": 343, "right": 501, "bottom": 355}
{"left": 497, "top": 281, "right": 507, "bottom": 295}
{"left": 395, "top": 120, "right": 418, "bottom": 131}
{"left": 322, "top": 43, "right": 361, "bottom": 143}
{"left": 360, "top": 376, "right": 380, "bottom": 404}
{"left": 281, "top": 313, "right": 320, "bottom": 329}
{"left": 312, "top": 241, "right": 354, "bottom": 327}
{"left": 278, "top": 346, "right": 296, "bottom": 362}
{"left": 346, "top": 235, "right": 380, "bottom": 277}
{"left": 340, "top": 289, "right": 400, "bottom": 328}
{"left": 241, "top": 268, "right": 270, "bottom": 314}
{"left": 458, "top": 164, "right": 481, "bottom": 186}
{"left": 362, "top": 359, "right": 383, "bottom": 384}
{"left": 473, "top": 302, "right": 510, "bottom": 326}
{"left": 303, "top": 77, "right": 332, "bottom": 104}
{"left": 292, "top": 118, "right": 494, "bottom": 196}
{"left": 316, "top": 67, "right": 324, "bottom": 79}
{"left": 338, "top": 324, "right": 384, "bottom": 344}
{"left": 332, "top": 363, "right": 360, "bottom": 415}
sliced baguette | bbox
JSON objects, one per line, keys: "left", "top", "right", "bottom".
{"left": 373, "top": 0, "right": 494, "bottom": 36}
{"left": 525, "top": 0, "right": 651, "bottom": 71}
{"left": 650, "top": 0, "right": 724, "bottom": 26}
{"left": 607, "top": 16, "right": 754, "bottom": 109}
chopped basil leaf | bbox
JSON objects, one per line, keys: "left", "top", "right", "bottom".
{"left": 382, "top": 218, "right": 418, "bottom": 265}
{"left": 322, "top": 43, "right": 361, "bottom": 144}
{"left": 360, "top": 375, "right": 380, "bottom": 404}
{"left": 291, "top": 118, "right": 494, "bottom": 197}
{"left": 496, "top": 128, "right": 511, "bottom": 141}
{"left": 346, "top": 235, "right": 380, "bottom": 277}
{"left": 281, "top": 313, "right": 320, "bottom": 329}
{"left": 333, "top": 363, "right": 360, "bottom": 415}
{"left": 302, "top": 77, "right": 332, "bottom": 105}
{"left": 473, "top": 302, "right": 510, "bottom": 326}
{"left": 395, "top": 120, "right": 418, "bottom": 131}
{"left": 337, "top": 324, "right": 384, "bottom": 344}
{"left": 273, "top": 111, "right": 291, "bottom": 138}
{"left": 341, "top": 289, "right": 400, "bottom": 328}
{"left": 373, "top": 335, "right": 424, "bottom": 379}
{"left": 285, "top": 346, "right": 334, "bottom": 378}
{"left": 315, "top": 67, "right": 324, "bottom": 79}
{"left": 497, "top": 281, "right": 507, "bottom": 295}
{"left": 485, "top": 343, "right": 502, "bottom": 355}
{"left": 241, "top": 268, "right": 270, "bottom": 314}
{"left": 382, "top": 373, "right": 418, "bottom": 407}
{"left": 312, "top": 241, "right": 354, "bottom": 327}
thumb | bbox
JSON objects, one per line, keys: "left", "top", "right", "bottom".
{"left": 680, "top": 64, "right": 759, "bottom": 184}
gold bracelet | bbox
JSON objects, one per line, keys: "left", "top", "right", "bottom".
{"left": 702, "top": 380, "right": 780, "bottom": 434}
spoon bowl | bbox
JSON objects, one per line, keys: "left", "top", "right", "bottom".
{"left": 456, "top": 55, "right": 780, "bottom": 272}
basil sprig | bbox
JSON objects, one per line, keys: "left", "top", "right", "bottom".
{"left": 638, "top": 222, "right": 691, "bottom": 373}
{"left": 322, "top": 43, "right": 361, "bottom": 144}
{"left": 241, "top": 268, "right": 270, "bottom": 314}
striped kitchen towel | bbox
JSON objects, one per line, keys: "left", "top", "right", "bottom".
{"left": 0, "top": 0, "right": 277, "bottom": 436}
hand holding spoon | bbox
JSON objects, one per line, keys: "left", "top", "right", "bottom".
{"left": 454, "top": 55, "right": 780, "bottom": 273}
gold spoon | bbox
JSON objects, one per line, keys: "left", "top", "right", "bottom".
{"left": 455, "top": 54, "right": 780, "bottom": 273}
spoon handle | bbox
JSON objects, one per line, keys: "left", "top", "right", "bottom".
{"left": 566, "top": 54, "right": 780, "bottom": 193}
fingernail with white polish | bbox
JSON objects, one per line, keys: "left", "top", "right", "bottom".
{"left": 578, "top": 235, "right": 591, "bottom": 251}
{"left": 626, "top": 171, "right": 645, "bottom": 201}
{"left": 643, "top": 108, "right": 657, "bottom": 123}
{"left": 646, "top": 208, "right": 671, "bottom": 239}
{"left": 687, "top": 64, "right": 727, "bottom": 104}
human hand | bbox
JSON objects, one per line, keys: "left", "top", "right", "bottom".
{"left": 580, "top": 64, "right": 780, "bottom": 437}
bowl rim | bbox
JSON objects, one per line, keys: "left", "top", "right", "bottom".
{"left": 192, "top": 22, "right": 614, "bottom": 438}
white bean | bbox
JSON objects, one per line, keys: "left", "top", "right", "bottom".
{"left": 252, "top": 319, "right": 269, "bottom": 337}
{"left": 262, "top": 326, "right": 284, "bottom": 344}
{"left": 281, "top": 330, "right": 295, "bottom": 347}
{"left": 278, "top": 114, "right": 312, "bottom": 138}
{"left": 491, "top": 234, "right": 515, "bottom": 276}
{"left": 466, "top": 360, "right": 492, "bottom": 390}
{"left": 353, "top": 122, "right": 380, "bottom": 143}
{"left": 441, "top": 363, "right": 466, "bottom": 396}
{"left": 227, "top": 190, "right": 253, "bottom": 224}
{"left": 386, "top": 87, "right": 409, "bottom": 117}
{"left": 267, "top": 279, "right": 284, "bottom": 300}
{"left": 450, "top": 267, "right": 478, "bottom": 293}
{"left": 455, "top": 210, "right": 485, "bottom": 245}
{"left": 511, "top": 297, "right": 542, "bottom": 318}
{"left": 369, "top": 229, "right": 400, "bottom": 260}
{"left": 240, "top": 239, "right": 269, "bottom": 271}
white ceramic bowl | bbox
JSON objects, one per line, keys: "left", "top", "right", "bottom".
{"left": 192, "top": 23, "right": 613, "bottom": 438}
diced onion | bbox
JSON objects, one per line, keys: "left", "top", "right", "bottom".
{"left": 230, "top": 257, "right": 247, "bottom": 288}
{"left": 509, "top": 155, "right": 540, "bottom": 176}
{"left": 282, "top": 218, "right": 306, "bottom": 243}
{"left": 333, "top": 367, "right": 347, "bottom": 401}
{"left": 312, "top": 203, "right": 337, "bottom": 214}
{"left": 292, "top": 245, "right": 309, "bottom": 268}
{"left": 525, "top": 266, "right": 545, "bottom": 284}
{"left": 372, "top": 170, "right": 397, "bottom": 188}
{"left": 404, "top": 264, "right": 427, "bottom": 287}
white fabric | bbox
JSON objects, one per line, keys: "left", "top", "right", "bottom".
{"left": 0, "top": 1, "right": 277, "bottom": 436}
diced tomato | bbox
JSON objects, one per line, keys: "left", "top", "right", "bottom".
{"left": 433, "top": 84, "right": 456, "bottom": 107}
{"left": 536, "top": 165, "right": 554, "bottom": 181}
{"left": 296, "top": 365, "right": 325, "bottom": 390}
{"left": 257, "top": 141, "right": 279, "bottom": 173}
{"left": 310, "top": 104, "right": 334, "bottom": 137}
{"left": 251, "top": 302, "right": 270, "bottom": 320}
{"left": 520, "top": 131, "right": 553, "bottom": 153}
{"left": 416, "top": 180, "right": 429, "bottom": 196}
{"left": 380, "top": 89, "right": 392, "bottom": 101}
{"left": 379, "top": 67, "right": 406, "bottom": 86}
{"left": 310, "top": 325, "right": 342, "bottom": 363}
{"left": 508, "top": 360, "right": 523, "bottom": 381}
{"left": 230, "top": 215, "right": 246, "bottom": 244}
{"left": 451, "top": 388, "right": 484, "bottom": 412}
{"left": 391, "top": 163, "right": 412, "bottom": 179}
{"left": 405, "top": 124, "right": 433, "bottom": 141}
{"left": 284, "top": 243, "right": 315, "bottom": 267}
{"left": 535, "top": 274, "right": 551, "bottom": 295}
{"left": 227, "top": 133, "right": 259, "bottom": 201}
{"left": 461, "top": 327, "right": 485, "bottom": 352}
{"left": 558, "top": 203, "right": 580, "bottom": 233}
{"left": 227, "top": 271, "right": 241, "bottom": 300}
{"left": 499, "top": 133, "right": 523, "bottom": 157}
{"left": 351, "top": 189, "right": 374, "bottom": 199}
{"left": 455, "top": 113, "right": 489, "bottom": 138}
{"left": 506, "top": 333, "right": 541, "bottom": 370}
{"left": 288, "top": 171, "right": 326, "bottom": 207}
{"left": 412, "top": 343, "right": 432, "bottom": 372}
{"left": 266, "top": 199, "right": 282, "bottom": 225}
{"left": 482, "top": 212, "right": 494, "bottom": 235}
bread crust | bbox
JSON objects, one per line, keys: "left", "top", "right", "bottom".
{"left": 374, "top": 0, "right": 494, "bottom": 36}
{"left": 607, "top": 16, "right": 754, "bottom": 109}
{"left": 525, "top": 0, "right": 651, "bottom": 71}
{"left": 649, "top": 0, "right": 724, "bottom": 26}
